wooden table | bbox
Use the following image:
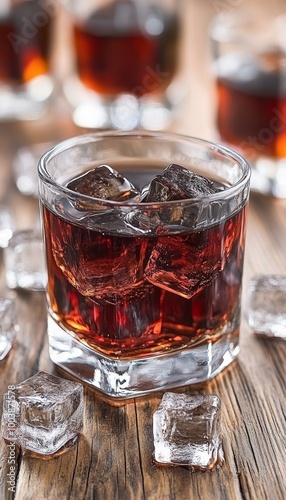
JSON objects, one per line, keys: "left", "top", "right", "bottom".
{"left": 1, "top": 1, "right": 286, "bottom": 499}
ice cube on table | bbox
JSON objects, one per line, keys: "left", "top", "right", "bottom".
{"left": 67, "top": 164, "right": 140, "bottom": 207}
{"left": 247, "top": 275, "right": 286, "bottom": 339}
{"left": 1, "top": 371, "right": 83, "bottom": 457}
{"left": 13, "top": 142, "right": 54, "bottom": 198}
{"left": 0, "top": 298, "right": 18, "bottom": 361}
{"left": 153, "top": 392, "right": 224, "bottom": 471}
{"left": 0, "top": 205, "right": 14, "bottom": 248}
{"left": 4, "top": 229, "right": 47, "bottom": 292}
{"left": 143, "top": 164, "right": 218, "bottom": 202}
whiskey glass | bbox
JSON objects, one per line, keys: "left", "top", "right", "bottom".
{"left": 63, "top": 0, "right": 187, "bottom": 130}
{"left": 210, "top": 10, "right": 286, "bottom": 197}
{"left": 38, "top": 131, "right": 250, "bottom": 399}
{"left": 0, "top": 0, "right": 56, "bottom": 120}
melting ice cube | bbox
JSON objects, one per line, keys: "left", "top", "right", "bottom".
{"left": 127, "top": 163, "right": 222, "bottom": 234}
{"left": 51, "top": 222, "right": 149, "bottom": 297}
{"left": 67, "top": 164, "right": 140, "bottom": 205}
{"left": 248, "top": 275, "right": 286, "bottom": 338}
{"left": 143, "top": 164, "right": 218, "bottom": 202}
{"left": 153, "top": 392, "right": 224, "bottom": 471}
{"left": 1, "top": 371, "right": 83, "bottom": 457}
{"left": 0, "top": 298, "right": 18, "bottom": 361}
{"left": 0, "top": 205, "right": 14, "bottom": 248}
{"left": 145, "top": 228, "right": 222, "bottom": 299}
{"left": 13, "top": 142, "right": 54, "bottom": 198}
{"left": 4, "top": 229, "right": 47, "bottom": 291}
{"left": 140, "top": 164, "right": 224, "bottom": 297}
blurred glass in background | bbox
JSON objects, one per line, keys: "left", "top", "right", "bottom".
{"left": 63, "top": 0, "right": 187, "bottom": 131}
{"left": 209, "top": 10, "right": 286, "bottom": 198}
{"left": 0, "top": 0, "right": 56, "bottom": 120}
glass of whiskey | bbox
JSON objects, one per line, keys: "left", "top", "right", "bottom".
{"left": 0, "top": 0, "right": 56, "bottom": 120}
{"left": 38, "top": 131, "right": 250, "bottom": 399}
{"left": 209, "top": 10, "right": 286, "bottom": 197}
{"left": 63, "top": 0, "right": 187, "bottom": 130}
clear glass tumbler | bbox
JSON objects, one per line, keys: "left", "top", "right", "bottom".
{"left": 38, "top": 131, "right": 250, "bottom": 399}
{"left": 0, "top": 0, "right": 56, "bottom": 120}
{"left": 63, "top": 0, "right": 186, "bottom": 130}
{"left": 209, "top": 11, "right": 286, "bottom": 197}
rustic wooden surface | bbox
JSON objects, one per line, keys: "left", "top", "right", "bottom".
{"left": 1, "top": 1, "right": 286, "bottom": 499}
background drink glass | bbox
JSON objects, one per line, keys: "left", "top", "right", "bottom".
{"left": 63, "top": 0, "right": 186, "bottom": 131}
{"left": 209, "top": 11, "right": 286, "bottom": 197}
{"left": 38, "top": 131, "right": 250, "bottom": 399}
{"left": 0, "top": 0, "right": 56, "bottom": 120}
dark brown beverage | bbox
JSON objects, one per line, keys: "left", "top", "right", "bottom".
{"left": 216, "top": 57, "right": 286, "bottom": 160}
{"left": 42, "top": 167, "right": 247, "bottom": 360}
{"left": 0, "top": 1, "right": 53, "bottom": 84}
{"left": 72, "top": 1, "right": 180, "bottom": 97}
{"left": 39, "top": 132, "right": 250, "bottom": 397}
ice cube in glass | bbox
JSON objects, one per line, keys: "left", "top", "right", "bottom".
{"left": 4, "top": 229, "right": 47, "bottom": 291}
{"left": 1, "top": 371, "right": 83, "bottom": 457}
{"left": 142, "top": 164, "right": 224, "bottom": 298}
{"left": 67, "top": 164, "right": 140, "bottom": 209}
{"left": 248, "top": 275, "right": 286, "bottom": 338}
{"left": 145, "top": 229, "right": 223, "bottom": 299}
{"left": 0, "top": 298, "right": 18, "bottom": 361}
{"left": 153, "top": 392, "right": 224, "bottom": 471}
{"left": 143, "top": 164, "right": 219, "bottom": 202}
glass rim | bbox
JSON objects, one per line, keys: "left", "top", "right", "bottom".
{"left": 38, "top": 130, "right": 251, "bottom": 208}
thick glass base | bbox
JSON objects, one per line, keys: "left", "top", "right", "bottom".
{"left": 217, "top": 138, "right": 286, "bottom": 198}
{"left": 0, "top": 76, "right": 54, "bottom": 121}
{"left": 250, "top": 157, "right": 286, "bottom": 198}
{"left": 63, "top": 76, "right": 185, "bottom": 131}
{"left": 48, "top": 316, "right": 240, "bottom": 400}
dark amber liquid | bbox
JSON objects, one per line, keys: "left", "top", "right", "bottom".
{"left": 216, "top": 59, "right": 286, "bottom": 160}
{"left": 42, "top": 167, "right": 247, "bottom": 359}
{"left": 0, "top": 1, "right": 53, "bottom": 84}
{"left": 73, "top": 1, "right": 180, "bottom": 97}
